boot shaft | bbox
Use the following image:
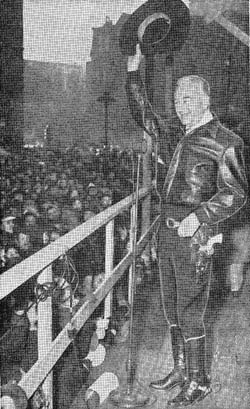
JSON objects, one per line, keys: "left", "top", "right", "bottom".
{"left": 185, "top": 337, "right": 208, "bottom": 384}
{"left": 170, "top": 326, "right": 185, "bottom": 370}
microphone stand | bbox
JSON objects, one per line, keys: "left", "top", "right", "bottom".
{"left": 109, "top": 151, "right": 154, "bottom": 408}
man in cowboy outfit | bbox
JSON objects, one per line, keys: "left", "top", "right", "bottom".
{"left": 125, "top": 42, "right": 247, "bottom": 406}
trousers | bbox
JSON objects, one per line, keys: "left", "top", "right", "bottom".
{"left": 158, "top": 216, "right": 212, "bottom": 341}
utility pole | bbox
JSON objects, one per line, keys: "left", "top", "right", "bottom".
{"left": 97, "top": 91, "right": 115, "bottom": 146}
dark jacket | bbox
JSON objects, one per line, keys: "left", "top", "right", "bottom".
{"left": 126, "top": 70, "right": 248, "bottom": 225}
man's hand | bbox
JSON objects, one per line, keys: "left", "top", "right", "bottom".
{"left": 127, "top": 43, "right": 144, "bottom": 72}
{"left": 178, "top": 213, "right": 200, "bottom": 237}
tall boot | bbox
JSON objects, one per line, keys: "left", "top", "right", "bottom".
{"left": 150, "top": 326, "right": 187, "bottom": 391}
{"left": 168, "top": 337, "right": 211, "bottom": 407}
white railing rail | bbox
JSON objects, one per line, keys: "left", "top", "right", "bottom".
{"left": 0, "top": 186, "right": 159, "bottom": 406}
{"left": 0, "top": 187, "right": 148, "bottom": 300}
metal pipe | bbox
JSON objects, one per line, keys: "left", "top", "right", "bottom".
{"left": 126, "top": 154, "right": 141, "bottom": 392}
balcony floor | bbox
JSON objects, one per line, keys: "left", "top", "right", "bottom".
{"left": 70, "top": 266, "right": 250, "bottom": 409}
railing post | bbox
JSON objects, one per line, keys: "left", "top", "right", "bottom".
{"left": 37, "top": 265, "right": 53, "bottom": 408}
{"left": 104, "top": 219, "right": 114, "bottom": 318}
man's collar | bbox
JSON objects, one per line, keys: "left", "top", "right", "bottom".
{"left": 185, "top": 111, "right": 214, "bottom": 135}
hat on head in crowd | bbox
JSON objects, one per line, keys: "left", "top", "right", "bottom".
{"left": 87, "top": 183, "right": 99, "bottom": 197}
{"left": 23, "top": 210, "right": 39, "bottom": 220}
{"left": 1, "top": 208, "right": 16, "bottom": 223}
{"left": 23, "top": 203, "right": 40, "bottom": 218}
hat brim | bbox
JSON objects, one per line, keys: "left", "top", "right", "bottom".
{"left": 2, "top": 216, "right": 16, "bottom": 222}
{"left": 119, "top": 0, "right": 190, "bottom": 56}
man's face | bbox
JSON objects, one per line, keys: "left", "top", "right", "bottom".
{"left": 2, "top": 219, "right": 15, "bottom": 234}
{"left": 47, "top": 206, "right": 60, "bottom": 221}
{"left": 62, "top": 209, "right": 80, "bottom": 231}
{"left": 6, "top": 247, "right": 20, "bottom": 260}
{"left": 58, "top": 179, "right": 67, "bottom": 189}
{"left": 72, "top": 199, "right": 82, "bottom": 211}
{"left": 101, "top": 195, "right": 112, "bottom": 209}
{"left": 18, "top": 232, "right": 31, "bottom": 251}
{"left": 25, "top": 214, "right": 37, "bottom": 227}
{"left": 84, "top": 210, "right": 95, "bottom": 221}
{"left": 174, "top": 80, "right": 209, "bottom": 130}
{"left": 50, "top": 231, "right": 61, "bottom": 242}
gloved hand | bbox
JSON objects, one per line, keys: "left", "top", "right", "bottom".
{"left": 178, "top": 213, "right": 200, "bottom": 237}
{"left": 127, "top": 43, "right": 144, "bottom": 72}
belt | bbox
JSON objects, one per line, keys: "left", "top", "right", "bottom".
{"left": 165, "top": 217, "right": 180, "bottom": 229}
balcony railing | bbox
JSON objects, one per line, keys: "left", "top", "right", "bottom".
{"left": 0, "top": 187, "right": 159, "bottom": 407}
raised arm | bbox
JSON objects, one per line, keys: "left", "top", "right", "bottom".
{"left": 125, "top": 44, "right": 162, "bottom": 137}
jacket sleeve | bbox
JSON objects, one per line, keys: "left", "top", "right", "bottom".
{"left": 125, "top": 70, "right": 164, "bottom": 138}
{"left": 195, "top": 139, "right": 248, "bottom": 225}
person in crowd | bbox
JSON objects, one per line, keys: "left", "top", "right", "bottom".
{"left": 61, "top": 206, "right": 80, "bottom": 233}
{"left": 49, "top": 227, "right": 62, "bottom": 243}
{"left": 16, "top": 231, "right": 33, "bottom": 259}
{"left": 12, "top": 189, "right": 25, "bottom": 205}
{"left": 83, "top": 209, "right": 96, "bottom": 222}
{"left": 1, "top": 211, "right": 17, "bottom": 248}
{"left": 100, "top": 193, "right": 113, "bottom": 212}
{"left": 113, "top": 214, "right": 130, "bottom": 308}
{"left": 22, "top": 198, "right": 40, "bottom": 215}
{"left": 0, "top": 245, "right": 6, "bottom": 272}
{"left": 71, "top": 197, "right": 83, "bottom": 221}
{"left": 126, "top": 43, "right": 247, "bottom": 406}
{"left": 4, "top": 245, "right": 22, "bottom": 269}
{"left": 45, "top": 203, "right": 62, "bottom": 232}
{"left": 22, "top": 211, "right": 44, "bottom": 253}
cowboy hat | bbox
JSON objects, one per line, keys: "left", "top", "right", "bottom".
{"left": 119, "top": 0, "right": 190, "bottom": 56}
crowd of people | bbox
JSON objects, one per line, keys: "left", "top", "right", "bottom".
{"left": 0, "top": 143, "right": 152, "bottom": 408}
{"left": 0, "top": 144, "right": 141, "bottom": 363}
{"left": 0, "top": 144, "right": 136, "bottom": 271}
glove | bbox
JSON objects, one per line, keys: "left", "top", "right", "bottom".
{"left": 178, "top": 213, "right": 200, "bottom": 237}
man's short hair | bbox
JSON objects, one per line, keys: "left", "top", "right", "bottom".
{"left": 176, "top": 75, "right": 210, "bottom": 98}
